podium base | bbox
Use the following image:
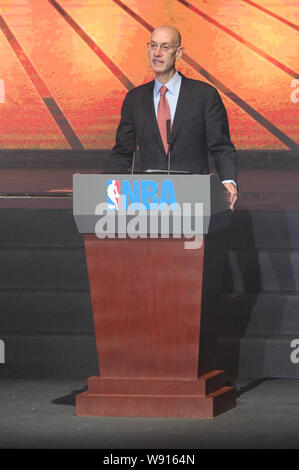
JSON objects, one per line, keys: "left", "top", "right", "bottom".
{"left": 76, "top": 371, "right": 236, "bottom": 418}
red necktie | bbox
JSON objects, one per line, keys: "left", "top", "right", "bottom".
{"left": 157, "top": 86, "right": 171, "bottom": 155}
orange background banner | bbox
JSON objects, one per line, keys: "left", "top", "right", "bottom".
{"left": 0, "top": 0, "right": 298, "bottom": 151}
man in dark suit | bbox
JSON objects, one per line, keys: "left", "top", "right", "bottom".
{"left": 105, "top": 25, "right": 238, "bottom": 210}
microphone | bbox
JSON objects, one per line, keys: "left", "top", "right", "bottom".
{"left": 166, "top": 119, "right": 171, "bottom": 175}
{"left": 131, "top": 121, "right": 145, "bottom": 174}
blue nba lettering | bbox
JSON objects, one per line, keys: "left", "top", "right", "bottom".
{"left": 121, "top": 180, "right": 140, "bottom": 208}
{"left": 107, "top": 180, "right": 177, "bottom": 210}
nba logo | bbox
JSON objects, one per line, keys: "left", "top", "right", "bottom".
{"left": 107, "top": 180, "right": 120, "bottom": 210}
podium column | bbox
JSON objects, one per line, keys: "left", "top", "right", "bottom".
{"left": 76, "top": 235, "right": 236, "bottom": 418}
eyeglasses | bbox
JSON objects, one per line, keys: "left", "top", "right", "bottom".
{"left": 147, "top": 42, "right": 180, "bottom": 52}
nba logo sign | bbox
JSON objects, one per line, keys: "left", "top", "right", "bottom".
{"left": 107, "top": 180, "right": 120, "bottom": 210}
{"left": 107, "top": 179, "right": 177, "bottom": 210}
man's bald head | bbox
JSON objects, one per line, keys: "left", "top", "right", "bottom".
{"left": 151, "top": 25, "right": 181, "bottom": 46}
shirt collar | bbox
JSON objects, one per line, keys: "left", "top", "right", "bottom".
{"left": 154, "top": 71, "right": 181, "bottom": 97}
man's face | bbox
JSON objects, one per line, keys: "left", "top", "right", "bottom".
{"left": 147, "top": 28, "right": 182, "bottom": 75}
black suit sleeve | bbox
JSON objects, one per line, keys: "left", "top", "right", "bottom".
{"left": 104, "top": 92, "right": 136, "bottom": 173}
{"left": 204, "top": 88, "right": 237, "bottom": 182}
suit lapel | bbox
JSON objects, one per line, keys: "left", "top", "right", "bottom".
{"left": 170, "top": 74, "right": 195, "bottom": 148}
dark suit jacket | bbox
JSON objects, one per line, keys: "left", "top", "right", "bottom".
{"left": 105, "top": 73, "right": 237, "bottom": 182}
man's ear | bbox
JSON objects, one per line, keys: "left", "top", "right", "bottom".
{"left": 176, "top": 47, "right": 184, "bottom": 60}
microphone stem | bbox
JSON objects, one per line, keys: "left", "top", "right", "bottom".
{"left": 131, "top": 144, "right": 139, "bottom": 174}
{"left": 166, "top": 119, "right": 171, "bottom": 175}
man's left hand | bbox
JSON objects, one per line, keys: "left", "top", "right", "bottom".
{"left": 223, "top": 182, "right": 238, "bottom": 211}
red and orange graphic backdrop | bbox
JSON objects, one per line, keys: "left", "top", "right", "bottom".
{"left": 0, "top": 0, "right": 298, "bottom": 151}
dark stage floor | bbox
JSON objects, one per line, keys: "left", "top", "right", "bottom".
{"left": 0, "top": 377, "right": 298, "bottom": 449}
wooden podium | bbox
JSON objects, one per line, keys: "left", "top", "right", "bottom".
{"left": 73, "top": 174, "right": 236, "bottom": 418}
